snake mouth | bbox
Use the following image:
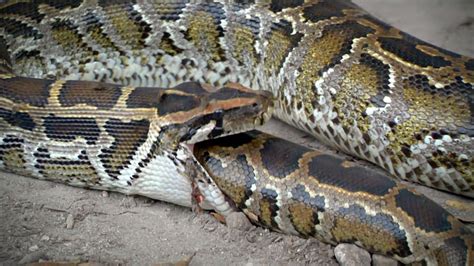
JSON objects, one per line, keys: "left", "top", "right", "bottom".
{"left": 177, "top": 84, "right": 274, "bottom": 144}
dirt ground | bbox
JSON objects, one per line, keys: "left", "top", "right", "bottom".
{"left": 1, "top": 1, "right": 474, "bottom": 265}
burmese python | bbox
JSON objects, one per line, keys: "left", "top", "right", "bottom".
{"left": 0, "top": 0, "right": 472, "bottom": 265}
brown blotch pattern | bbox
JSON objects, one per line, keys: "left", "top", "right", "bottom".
{"left": 0, "top": 1, "right": 81, "bottom": 22}
{"left": 333, "top": 53, "right": 391, "bottom": 132}
{"left": 331, "top": 204, "right": 411, "bottom": 257}
{"left": 296, "top": 20, "right": 375, "bottom": 112}
{"left": 51, "top": 20, "right": 93, "bottom": 57}
{"left": 59, "top": 80, "right": 123, "bottom": 109}
{"left": 0, "top": 76, "right": 53, "bottom": 107}
{"left": 184, "top": 10, "right": 226, "bottom": 62}
{"left": 302, "top": 0, "right": 357, "bottom": 23}
{"left": 308, "top": 154, "right": 397, "bottom": 196}
{"left": 99, "top": 0, "right": 151, "bottom": 50}
{"left": 158, "top": 32, "right": 183, "bottom": 56}
{"left": 34, "top": 148, "right": 99, "bottom": 184}
{"left": 288, "top": 202, "right": 317, "bottom": 237}
{"left": 126, "top": 86, "right": 162, "bottom": 108}
{"left": 227, "top": 23, "right": 258, "bottom": 66}
{"left": 260, "top": 136, "right": 309, "bottom": 178}
{"left": 378, "top": 33, "right": 456, "bottom": 68}
{"left": 100, "top": 119, "right": 150, "bottom": 179}
{"left": 265, "top": 20, "right": 303, "bottom": 74}
{"left": 43, "top": 115, "right": 101, "bottom": 145}
{"left": 0, "top": 137, "right": 25, "bottom": 174}
{"left": 258, "top": 188, "right": 279, "bottom": 228}
{"left": 157, "top": 92, "right": 201, "bottom": 116}
{"left": 395, "top": 189, "right": 452, "bottom": 233}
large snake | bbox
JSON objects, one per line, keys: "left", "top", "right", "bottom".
{"left": 0, "top": 0, "right": 472, "bottom": 265}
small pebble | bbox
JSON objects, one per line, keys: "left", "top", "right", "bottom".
{"left": 334, "top": 244, "right": 371, "bottom": 266}
{"left": 203, "top": 222, "right": 217, "bottom": 232}
{"left": 28, "top": 245, "right": 39, "bottom": 252}
{"left": 102, "top": 191, "right": 109, "bottom": 197}
{"left": 65, "top": 213, "right": 75, "bottom": 229}
{"left": 245, "top": 233, "right": 257, "bottom": 243}
{"left": 40, "top": 235, "right": 50, "bottom": 241}
{"left": 372, "top": 254, "right": 398, "bottom": 266}
{"left": 226, "top": 212, "right": 252, "bottom": 231}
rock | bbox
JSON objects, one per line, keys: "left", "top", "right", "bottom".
{"left": 28, "top": 245, "right": 39, "bottom": 252}
{"left": 334, "top": 244, "right": 371, "bottom": 266}
{"left": 18, "top": 250, "right": 47, "bottom": 264}
{"left": 40, "top": 235, "right": 50, "bottom": 241}
{"left": 226, "top": 212, "right": 252, "bottom": 231}
{"left": 65, "top": 213, "right": 75, "bottom": 229}
{"left": 102, "top": 191, "right": 109, "bottom": 197}
{"left": 372, "top": 254, "right": 398, "bottom": 266}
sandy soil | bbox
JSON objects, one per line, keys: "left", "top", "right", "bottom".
{"left": 1, "top": 1, "right": 473, "bottom": 265}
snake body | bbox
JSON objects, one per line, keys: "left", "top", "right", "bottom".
{"left": 0, "top": 0, "right": 473, "bottom": 265}
{"left": 195, "top": 131, "right": 473, "bottom": 265}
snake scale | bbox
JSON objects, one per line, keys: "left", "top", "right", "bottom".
{"left": 0, "top": 0, "right": 472, "bottom": 265}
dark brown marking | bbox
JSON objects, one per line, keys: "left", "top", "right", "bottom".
{"left": 260, "top": 137, "right": 308, "bottom": 178}
{"left": 99, "top": 0, "right": 151, "bottom": 49}
{"left": 0, "top": 18, "right": 42, "bottom": 39}
{"left": 357, "top": 53, "right": 392, "bottom": 108}
{"left": 259, "top": 188, "right": 280, "bottom": 228}
{"left": 13, "top": 49, "right": 42, "bottom": 64}
{"left": 209, "top": 86, "right": 259, "bottom": 101}
{"left": 0, "top": 108, "right": 36, "bottom": 131}
{"left": 405, "top": 75, "right": 473, "bottom": 137}
{"left": 269, "top": 0, "right": 304, "bottom": 12}
{"left": 0, "top": 1, "right": 81, "bottom": 22}
{"left": 394, "top": 189, "right": 452, "bottom": 233}
{"left": 173, "top": 82, "right": 208, "bottom": 96}
{"left": 305, "top": 20, "right": 375, "bottom": 78}
{"left": 302, "top": 0, "right": 357, "bottom": 23}
{"left": 435, "top": 237, "right": 468, "bottom": 266}
{"left": 153, "top": 2, "right": 187, "bottom": 21}
{"left": 288, "top": 184, "right": 324, "bottom": 236}
{"left": 465, "top": 59, "right": 474, "bottom": 71}
{"left": 59, "top": 80, "right": 122, "bottom": 109}
{"left": 0, "top": 36, "right": 12, "bottom": 74}
{"left": 195, "top": 131, "right": 257, "bottom": 149}
{"left": 378, "top": 33, "right": 455, "bottom": 68}
{"left": 126, "top": 87, "right": 162, "bottom": 108}
{"left": 82, "top": 12, "right": 121, "bottom": 51}
{"left": 0, "top": 136, "right": 25, "bottom": 172}
{"left": 267, "top": 19, "right": 303, "bottom": 71}
{"left": 158, "top": 32, "right": 184, "bottom": 55}
{"left": 44, "top": 115, "right": 100, "bottom": 145}
{"left": 157, "top": 92, "right": 201, "bottom": 116}
{"left": 34, "top": 147, "right": 98, "bottom": 182}
{"left": 98, "top": 0, "right": 137, "bottom": 8}
{"left": 100, "top": 119, "right": 150, "bottom": 179}
{"left": 308, "top": 154, "right": 397, "bottom": 196}
{"left": 0, "top": 77, "right": 53, "bottom": 107}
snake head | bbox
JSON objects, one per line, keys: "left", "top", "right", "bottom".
{"left": 157, "top": 82, "right": 273, "bottom": 145}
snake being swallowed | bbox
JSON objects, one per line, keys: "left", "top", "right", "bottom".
{"left": 0, "top": 0, "right": 472, "bottom": 265}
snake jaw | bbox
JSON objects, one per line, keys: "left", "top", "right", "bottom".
{"left": 183, "top": 145, "right": 236, "bottom": 216}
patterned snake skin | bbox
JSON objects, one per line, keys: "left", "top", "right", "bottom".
{"left": 195, "top": 131, "right": 474, "bottom": 265}
{"left": 0, "top": 0, "right": 473, "bottom": 265}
